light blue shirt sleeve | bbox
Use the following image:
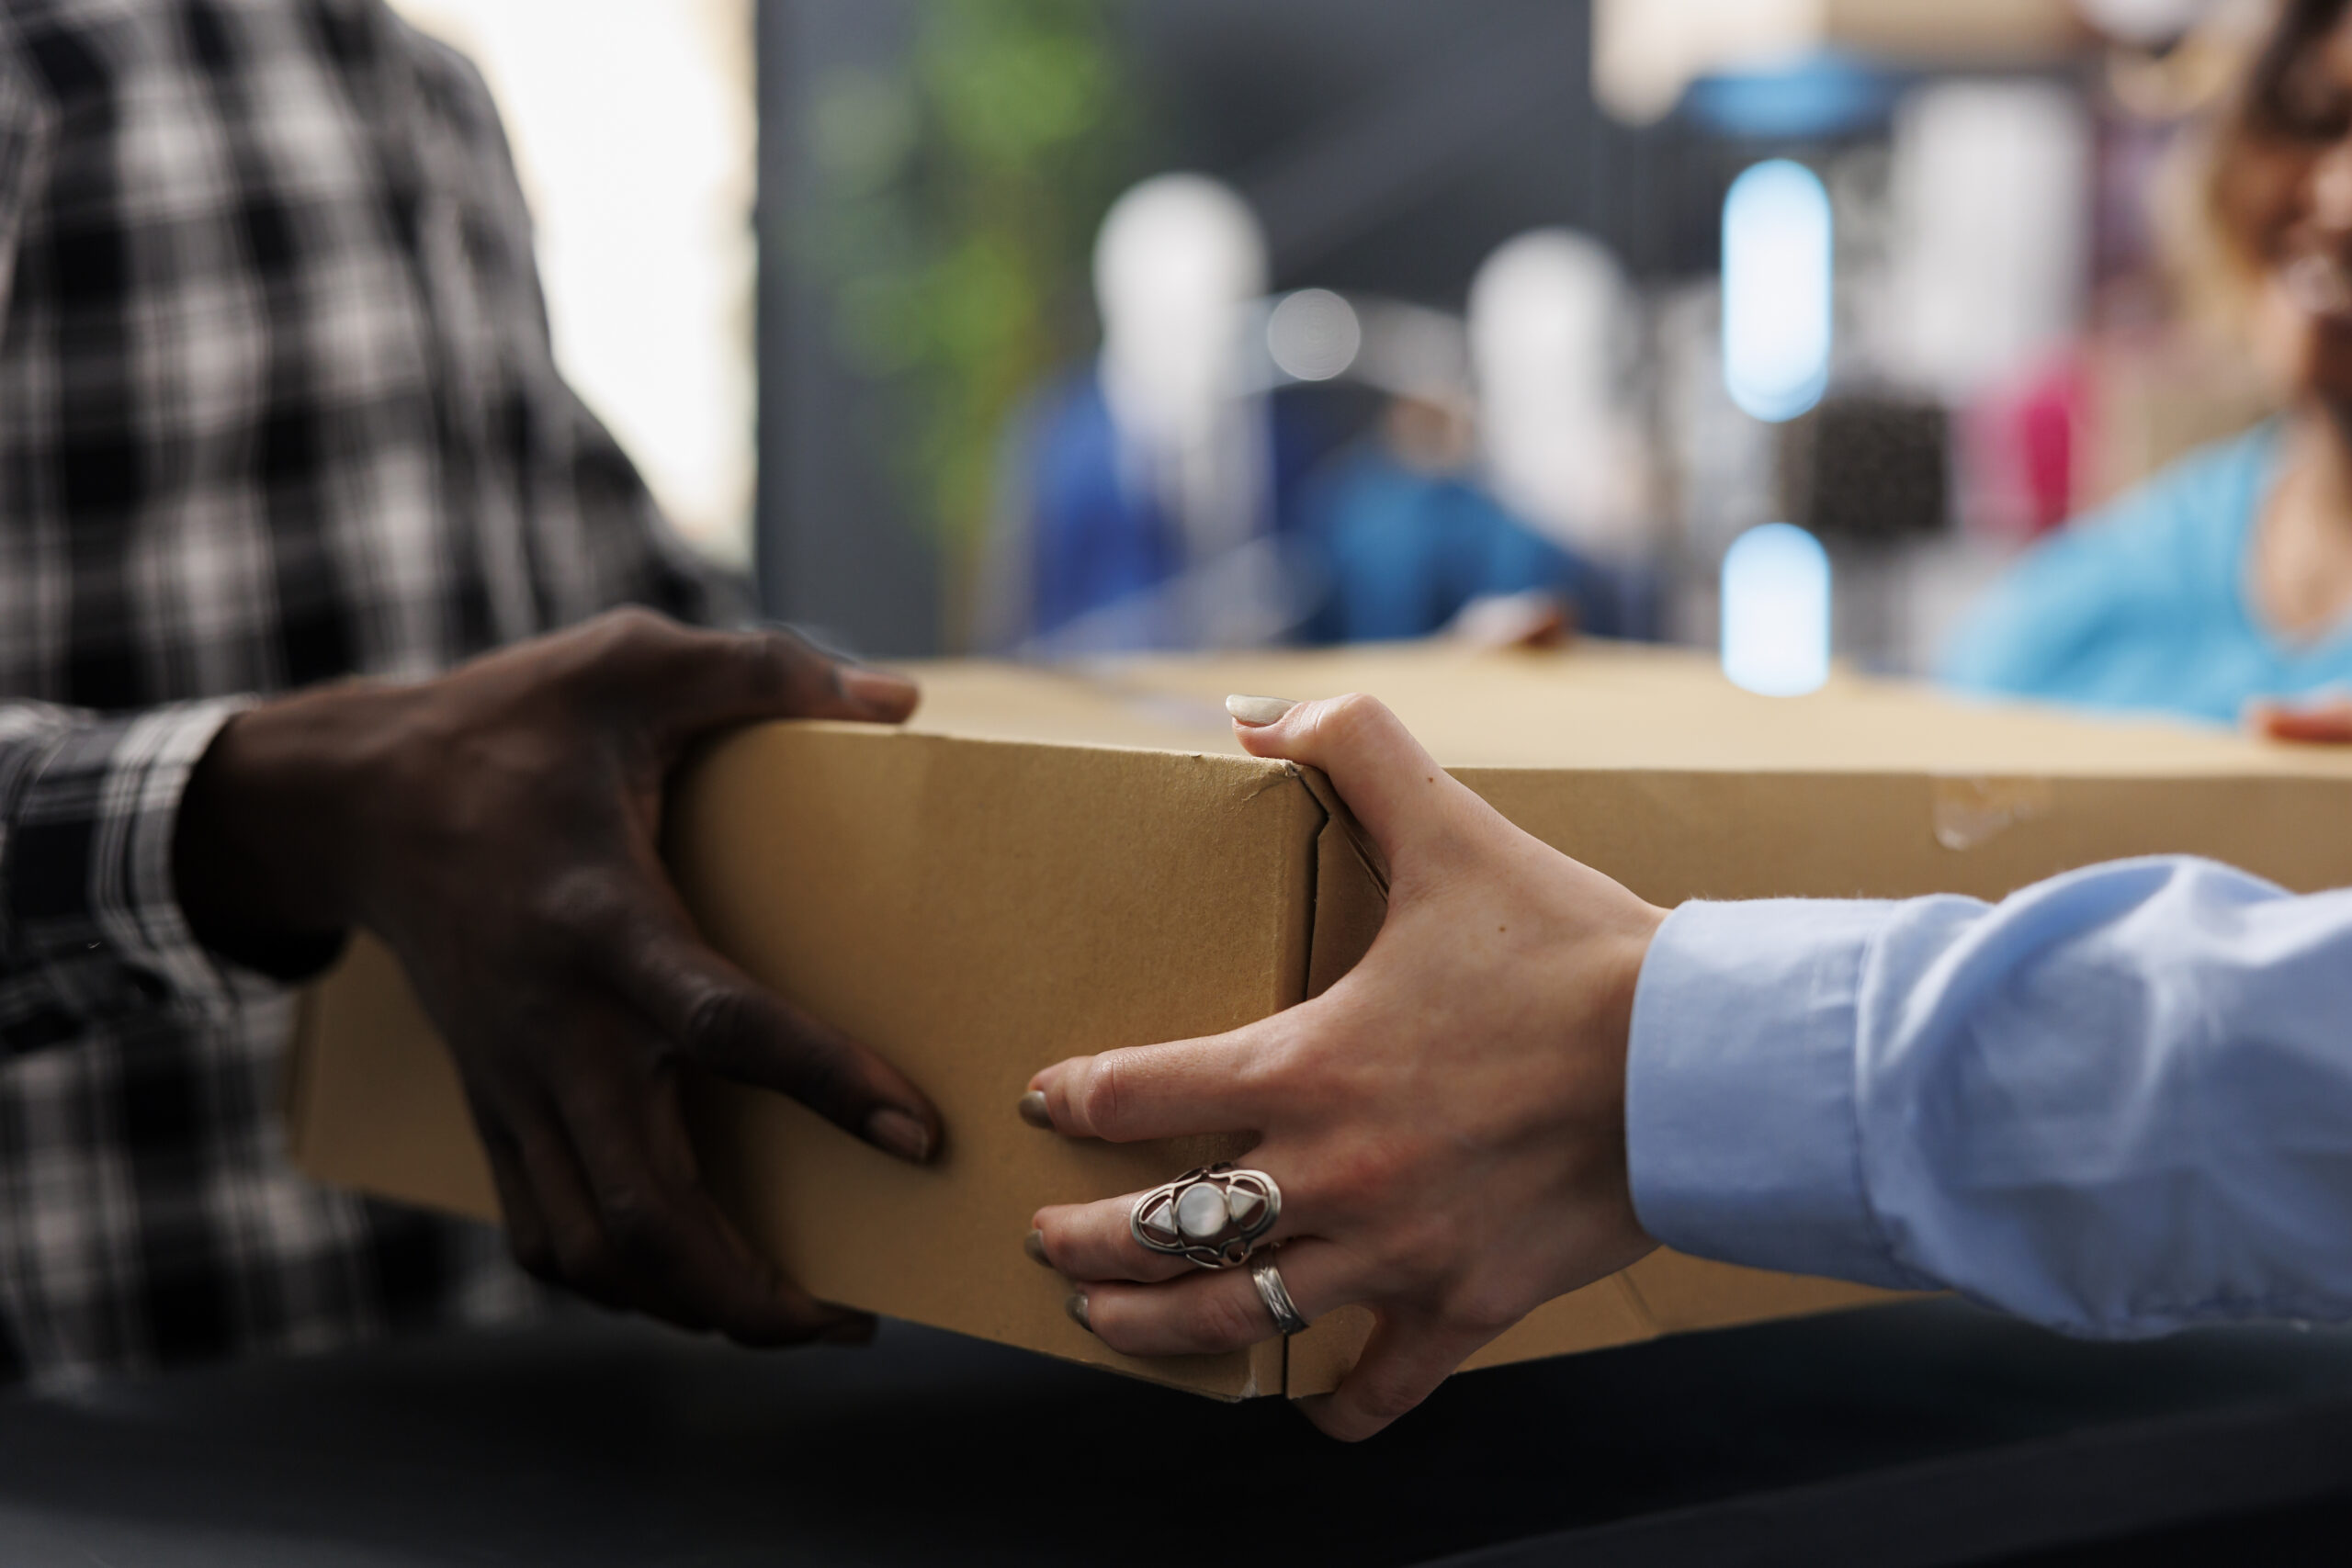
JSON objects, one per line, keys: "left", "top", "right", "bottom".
{"left": 1625, "top": 857, "right": 2352, "bottom": 1337}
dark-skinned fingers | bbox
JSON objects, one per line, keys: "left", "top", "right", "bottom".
{"left": 609, "top": 921, "right": 941, "bottom": 1165}
{"left": 640, "top": 1064, "right": 714, "bottom": 1193}
{"left": 553, "top": 1053, "right": 858, "bottom": 1345}
{"left": 740, "top": 1275, "right": 874, "bottom": 1348}
{"left": 477, "top": 1122, "right": 558, "bottom": 1283}
{"left": 1023, "top": 1026, "right": 1281, "bottom": 1144}
{"left": 636, "top": 1069, "right": 874, "bottom": 1348}
{"left": 1295, "top": 1312, "right": 1493, "bottom": 1442}
{"left": 573, "top": 609, "right": 916, "bottom": 740}
{"left": 1073, "top": 1241, "right": 1361, "bottom": 1359}
{"left": 506, "top": 1110, "right": 636, "bottom": 1314}
{"left": 1030, "top": 1167, "right": 1305, "bottom": 1284}
{"left": 696, "top": 1217, "right": 871, "bottom": 1351}
{"left": 660, "top": 624, "right": 917, "bottom": 731}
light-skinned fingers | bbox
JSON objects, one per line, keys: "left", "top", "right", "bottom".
{"left": 1227, "top": 693, "right": 1474, "bottom": 865}
{"left": 1030, "top": 1182, "right": 1303, "bottom": 1284}
{"left": 1075, "top": 1241, "right": 1357, "bottom": 1358}
{"left": 611, "top": 921, "right": 941, "bottom": 1164}
{"left": 1296, "top": 1314, "right": 1489, "bottom": 1442}
{"left": 1024, "top": 1032, "right": 1274, "bottom": 1144}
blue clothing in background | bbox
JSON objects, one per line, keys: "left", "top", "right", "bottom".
{"left": 1012, "top": 373, "right": 1333, "bottom": 650}
{"left": 1023, "top": 373, "right": 1181, "bottom": 645}
{"left": 1009, "top": 376, "right": 1660, "bottom": 650}
{"left": 1630, "top": 858, "right": 2352, "bottom": 1337}
{"left": 1298, "top": 445, "right": 1656, "bottom": 643}
{"left": 1940, "top": 423, "right": 2352, "bottom": 724}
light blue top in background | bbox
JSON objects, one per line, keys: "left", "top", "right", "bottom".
{"left": 1627, "top": 858, "right": 2352, "bottom": 1337}
{"left": 1939, "top": 423, "right": 2352, "bottom": 724}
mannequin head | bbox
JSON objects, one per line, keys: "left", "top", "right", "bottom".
{"left": 1092, "top": 174, "right": 1268, "bottom": 440}
{"left": 1467, "top": 229, "right": 1645, "bottom": 555}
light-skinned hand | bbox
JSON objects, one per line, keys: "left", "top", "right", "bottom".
{"left": 1023, "top": 692, "right": 1664, "bottom": 1439}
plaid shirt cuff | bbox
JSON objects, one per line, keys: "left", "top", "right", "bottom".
{"left": 3, "top": 699, "right": 256, "bottom": 1029}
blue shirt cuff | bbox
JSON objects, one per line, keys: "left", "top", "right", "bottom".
{"left": 1626, "top": 898, "right": 1921, "bottom": 1291}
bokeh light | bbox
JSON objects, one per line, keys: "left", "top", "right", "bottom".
{"left": 1722, "top": 159, "right": 1831, "bottom": 424}
{"left": 1722, "top": 522, "right": 1831, "bottom": 695}
{"left": 1267, "top": 288, "right": 1364, "bottom": 382}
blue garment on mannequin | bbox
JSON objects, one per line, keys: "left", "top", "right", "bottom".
{"left": 1297, "top": 445, "right": 1656, "bottom": 643}
{"left": 1023, "top": 374, "right": 1181, "bottom": 648}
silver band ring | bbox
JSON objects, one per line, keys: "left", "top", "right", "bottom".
{"left": 1130, "top": 1163, "right": 1282, "bottom": 1269}
{"left": 1250, "top": 1255, "right": 1310, "bottom": 1337}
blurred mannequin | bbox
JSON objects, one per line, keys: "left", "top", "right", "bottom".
{"left": 979, "top": 175, "right": 1307, "bottom": 657}
{"left": 1093, "top": 175, "right": 1270, "bottom": 569}
{"left": 1468, "top": 230, "right": 1652, "bottom": 563}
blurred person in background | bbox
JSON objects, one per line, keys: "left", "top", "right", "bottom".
{"left": 1942, "top": 0, "right": 2352, "bottom": 729}
{"left": 0, "top": 0, "right": 940, "bottom": 1384}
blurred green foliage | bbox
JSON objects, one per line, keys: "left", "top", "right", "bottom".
{"left": 797, "top": 0, "right": 1147, "bottom": 558}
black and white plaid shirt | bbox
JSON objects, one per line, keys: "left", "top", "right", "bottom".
{"left": 0, "top": 0, "right": 725, "bottom": 1384}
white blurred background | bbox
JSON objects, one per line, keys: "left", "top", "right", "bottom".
{"left": 388, "top": 0, "right": 757, "bottom": 568}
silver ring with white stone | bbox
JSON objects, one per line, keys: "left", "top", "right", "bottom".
{"left": 1250, "top": 1254, "right": 1309, "bottom": 1336}
{"left": 1129, "top": 1163, "right": 1281, "bottom": 1269}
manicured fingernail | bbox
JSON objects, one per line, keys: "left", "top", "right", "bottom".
{"left": 841, "top": 665, "right": 918, "bottom": 716}
{"left": 1024, "top": 1229, "right": 1052, "bottom": 1269}
{"left": 1065, "top": 1292, "right": 1092, "bottom": 1333}
{"left": 1017, "top": 1090, "right": 1053, "bottom": 1129}
{"left": 866, "top": 1107, "right": 933, "bottom": 1163}
{"left": 1226, "top": 694, "right": 1295, "bottom": 727}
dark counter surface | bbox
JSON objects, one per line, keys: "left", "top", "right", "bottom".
{"left": 3, "top": 1298, "right": 2350, "bottom": 1566}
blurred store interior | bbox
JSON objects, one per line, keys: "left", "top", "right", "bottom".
{"left": 405, "top": 0, "right": 2283, "bottom": 682}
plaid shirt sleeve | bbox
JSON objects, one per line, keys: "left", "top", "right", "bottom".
{"left": 0, "top": 2, "right": 654, "bottom": 1384}
{"left": 0, "top": 699, "right": 253, "bottom": 1047}
{"left": 0, "top": 36, "right": 248, "bottom": 1037}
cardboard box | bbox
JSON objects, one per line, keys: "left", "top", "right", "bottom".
{"left": 286, "top": 642, "right": 2352, "bottom": 1399}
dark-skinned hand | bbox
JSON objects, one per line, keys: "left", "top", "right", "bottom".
{"left": 174, "top": 607, "right": 941, "bottom": 1346}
